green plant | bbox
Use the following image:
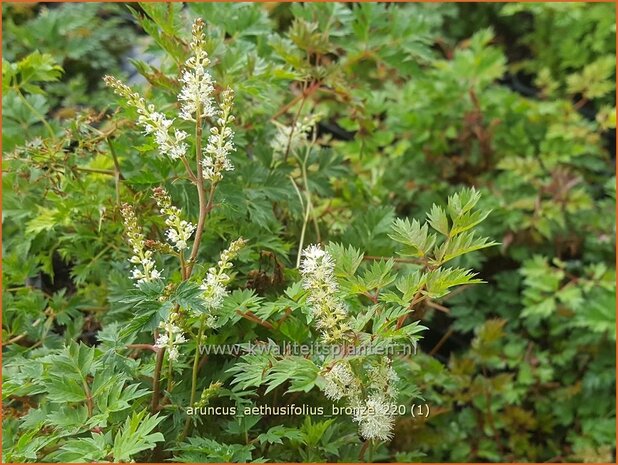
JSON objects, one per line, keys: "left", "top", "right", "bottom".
{"left": 2, "top": 3, "right": 135, "bottom": 150}
{"left": 2, "top": 3, "right": 615, "bottom": 463}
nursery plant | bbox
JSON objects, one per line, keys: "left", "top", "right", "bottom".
{"left": 2, "top": 3, "right": 615, "bottom": 463}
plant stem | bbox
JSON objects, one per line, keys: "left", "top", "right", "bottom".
{"left": 175, "top": 106, "right": 218, "bottom": 440}
{"left": 180, "top": 314, "right": 206, "bottom": 441}
{"left": 429, "top": 326, "right": 454, "bottom": 356}
{"left": 151, "top": 347, "right": 165, "bottom": 413}
{"left": 127, "top": 343, "right": 157, "bottom": 352}
{"left": 180, "top": 155, "right": 198, "bottom": 182}
{"left": 296, "top": 193, "right": 312, "bottom": 268}
{"left": 166, "top": 359, "right": 173, "bottom": 393}
{"left": 237, "top": 310, "right": 275, "bottom": 329}
{"left": 107, "top": 137, "right": 123, "bottom": 205}
{"left": 283, "top": 81, "right": 309, "bottom": 162}
{"left": 74, "top": 167, "right": 115, "bottom": 175}
{"left": 82, "top": 379, "right": 94, "bottom": 417}
{"left": 4, "top": 333, "right": 27, "bottom": 345}
{"left": 180, "top": 252, "right": 187, "bottom": 280}
{"left": 294, "top": 146, "right": 318, "bottom": 268}
{"left": 396, "top": 286, "right": 426, "bottom": 329}
{"left": 359, "top": 440, "right": 370, "bottom": 461}
{"left": 185, "top": 112, "right": 207, "bottom": 278}
{"left": 426, "top": 300, "right": 450, "bottom": 313}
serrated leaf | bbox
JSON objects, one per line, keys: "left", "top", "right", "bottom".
{"left": 54, "top": 433, "right": 109, "bottom": 463}
{"left": 11, "top": 51, "right": 63, "bottom": 90}
{"left": 389, "top": 218, "right": 436, "bottom": 257}
{"left": 172, "top": 280, "right": 211, "bottom": 315}
{"left": 424, "top": 267, "right": 484, "bottom": 298}
{"left": 351, "top": 258, "right": 396, "bottom": 293}
{"left": 427, "top": 204, "right": 449, "bottom": 236}
{"left": 264, "top": 357, "right": 319, "bottom": 394}
{"left": 396, "top": 271, "right": 426, "bottom": 303}
{"left": 45, "top": 406, "right": 88, "bottom": 432}
{"left": 25, "top": 207, "right": 62, "bottom": 235}
{"left": 434, "top": 231, "right": 498, "bottom": 265}
{"left": 447, "top": 187, "right": 481, "bottom": 219}
{"left": 256, "top": 425, "right": 304, "bottom": 445}
{"left": 112, "top": 410, "right": 164, "bottom": 462}
{"left": 227, "top": 354, "right": 274, "bottom": 390}
{"left": 327, "top": 242, "right": 364, "bottom": 278}
{"left": 450, "top": 209, "right": 491, "bottom": 237}
{"left": 47, "top": 377, "right": 87, "bottom": 403}
{"left": 174, "top": 437, "right": 254, "bottom": 463}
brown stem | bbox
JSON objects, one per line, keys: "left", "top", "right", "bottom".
{"left": 283, "top": 81, "right": 309, "bottom": 162}
{"left": 396, "top": 287, "right": 426, "bottom": 329}
{"left": 237, "top": 310, "right": 275, "bottom": 330}
{"left": 359, "top": 440, "right": 370, "bottom": 461}
{"left": 180, "top": 155, "right": 198, "bottom": 182}
{"left": 425, "top": 300, "right": 450, "bottom": 314}
{"left": 166, "top": 359, "right": 173, "bottom": 393}
{"left": 186, "top": 113, "right": 207, "bottom": 277}
{"left": 574, "top": 97, "right": 589, "bottom": 110}
{"left": 275, "top": 307, "right": 293, "bottom": 326}
{"left": 280, "top": 80, "right": 322, "bottom": 162}
{"left": 271, "top": 80, "right": 320, "bottom": 121}
{"left": 429, "top": 327, "right": 453, "bottom": 356}
{"left": 184, "top": 107, "right": 221, "bottom": 279}
{"left": 151, "top": 347, "right": 165, "bottom": 413}
{"left": 127, "top": 343, "right": 157, "bottom": 352}
{"left": 440, "top": 285, "right": 469, "bottom": 301}
{"left": 185, "top": 183, "right": 216, "bottom": 277}
{"left": 362, "top": 291, "right": 378, "bottom": 304}
{"left": 197, "top": 354, "right": 209, "bottom": 372}
{"left": 180, "top": 252, "right": 188, "bottom": 280}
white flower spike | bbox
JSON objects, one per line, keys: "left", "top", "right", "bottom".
{"left": 103, "top": 76, "right": 189, "bottom": 160}
{"left": 152, "top": 187, "right": 196, "bottom": 252}
{"left": 120, "top": 203, "right": 163, "bottom": 285}
{"left": 155, "top": 310, "right": 186, "bottom": 362}
{"left": 199, "top": 238, "right": 246, "bottom": 324}
{"left": 178, "top": 18, "right": 217, "bottom": 122}
{"left": 300, "top": 244, "right": 350, "bottom": 343}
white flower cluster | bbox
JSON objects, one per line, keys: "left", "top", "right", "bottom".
{"left": 300, "top": 244, "right": 351, "bottom": 343}
{"left": 305, "top": 246, "right": 398, "bottom": 440}
{"left": 154, "top": 310, "right": 186, "bottom": 361}
{"left": 120, "top": 203, "right": 162, "bottom": 285}
{"left": 321, "top": 359, "right": 400, "bottom": 441}
{"left": 178, "top": 18, "right": 216, "bottom": 122}
{"left": 322, "top": 361, "right": 359, "bottom": 401}
{"left": 356, "top": 394, "right": 396, "bottom": 441}
{"left": 271, "top": 113, "right": 321, "bottom": 155}
{"left": 105, "top": 18, "right": 237, "bottom": 185}
{"left": 199, "top": 238, "right": 246, "bottom": 324}
{"left": 152, "top": 187, "right": 196, "bottom": 251}
{"left": 202, "top": 88, "right": 236, "bottom": 182}
{"left": 368, "top": 362, "right": 400, "bottom": 400}
{"left": 103, "top": 75, "right": 188, "bottom": 160}
{"left": 354, "top": 361, "right": 400, "bottom": 441}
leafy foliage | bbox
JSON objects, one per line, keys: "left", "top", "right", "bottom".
{"left": 2, "top": 3, "right": 615, "bottom": 463}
